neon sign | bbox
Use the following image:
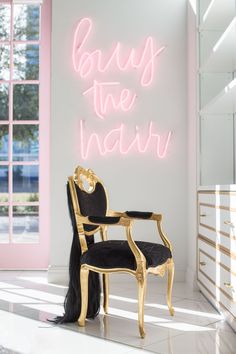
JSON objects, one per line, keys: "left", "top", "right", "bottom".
{"left": 83, "top": 81, "right": 136, "bottom": 120}
{"left": 72, "top": 17, "right": 166, "bottom": 87}
{"left": 80, "top": 120, "right": 172, "bottom": 159}
{"left": 72, "top": 17, "right": 172, "bottom": 160}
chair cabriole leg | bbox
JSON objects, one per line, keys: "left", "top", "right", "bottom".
{"left": 78, "top": 266, "right": 89, "bottom": 326}
{"left": 103, "top": 274, "right": 109, "bottom": 314}
{"left": 137, "top": 273, "right": 146, "bottom": 338}
{"left": 167, "top": 259, "right": 175, "bottom": 316}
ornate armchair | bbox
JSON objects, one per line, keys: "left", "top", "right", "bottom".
{"left": 59, "top": 165, "right": 174, "bottom": 338}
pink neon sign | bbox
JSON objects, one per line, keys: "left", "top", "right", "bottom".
{"left": 80, "top": 120, "right": 172, "bottom": 160}
{"left": 72, "top": 17, "right": 172, "bottom": 160}
{"left": 83, "top": 81, "right": 136, "bottom": 120}
{"left": 72, "top": 17, "right": 166, "bottom": 87}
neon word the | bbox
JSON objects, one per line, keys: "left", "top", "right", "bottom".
{"left": 83, "top": 81, "right": 136, "bottom": 119}
{"left": 73, "top": 17, "right": 166, "bottom": 87}
{"left": 80, "top": 120, "right": 172, "bottom": 159}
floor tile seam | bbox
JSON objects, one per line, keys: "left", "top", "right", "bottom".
{"left": 141, "top": 320, "right": 235, "bottom": 350}
{"left": 142, "top": 331, "right": 187, "bottom": 349}
{"left": 139, "top": 331, "right": 185, "bottom": 350}
{"left": 122, "top": 348, "right": 161, "bottom": 354}
{"left": 205, "top": 320, "right": 236, "bottom": 333}
{"left": 144, "top": 292, "right": 208, "bottom": 300}
{"left": 0, "top": 279, "right": 68, "bottom": 290}
{"left": 0, "top": 300, "right": 50, "bottom": 306}
{"left": 145, "top": 304, "right": 220, "bottom": 321}
{"left": 205, "top": 320, "right": 223, "bottom": 327}
{"left": 143, "top": 308, "right": 219, "bottom": 326}
{"left": 0, "top": 288, "right": 64, "bottom": 304}
{"left": 168, "top": 296, "right": 209, "bottom": 304}
{"left": 0, "top": 303, "right": 218, "bottom": 328}
{"left": 143, "top": 318, "right": 216, "bottom": 328}
{"left": 143, "top": 330, "right": 233, "bottom": 354}
{"left": 0, "top": 308, "right": 60, "bottom": 327}
{"left": 144, "top": 297, "right": 182, "bottom": 304}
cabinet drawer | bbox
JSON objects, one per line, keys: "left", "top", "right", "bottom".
{"left": 199, "top": 224, "right": 236, "bottom": 253}
{"left": 198, "top": 249, "right": 236, "bottom": 302}
{"left": 199, "top": 204, "right": 236, "bottom": 237}
{"left": 198, "top": 238, "right": 236, "bottom": 275}
{"left": 198, "top": 192, "right": 236, "bottom": 208}
{"left": 198, "top": 269, "right": 236, "bottom": 319}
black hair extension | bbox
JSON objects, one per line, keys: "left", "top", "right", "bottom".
{"left": 50, "top": 183, "right": 101, "bottom": 324}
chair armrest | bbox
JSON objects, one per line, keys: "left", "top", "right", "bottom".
{"left": 79, "top": 215, "right": 130, "bottom": 227}
{"left": 109, "top": 210, "right": 162, "bottom": 221}
{"left": 125, "top": 211, "right": 164, "bottom": 221}
{"left": 125, "top": 211, "right": 153, "bottom": 219}
{"left": 109, "top": 210, "right": 172, "bottom": 250}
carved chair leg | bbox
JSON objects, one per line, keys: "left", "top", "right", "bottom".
{"left": 102, "top": 274, "right": 109, "bottom": 314}
{"left": 167, "top": 260, "right": 175, "bottom": 316}
{"left": 137, "top": 274, "right": 147, "bottom": 338}
{"left": 78, "top": 266, "right": 89, "bottom": 326}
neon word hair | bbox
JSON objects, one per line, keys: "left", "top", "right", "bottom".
{"left": 73, "top": 18, "right": 166, "bottom": 87}
{"left": 80, "top": 120, "right": 172, "bottom": 159}
{"left": 83, "top": 81, "right": 136, "bottom": 119}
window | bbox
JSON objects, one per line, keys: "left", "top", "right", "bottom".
{"left": 0, "top": 0, "right": 50, "bottom": 268}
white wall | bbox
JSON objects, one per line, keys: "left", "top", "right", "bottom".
{"left": 49, "top": 0, "right": 188, "bottom": 283}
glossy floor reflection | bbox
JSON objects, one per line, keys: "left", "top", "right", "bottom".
{"left": 0, "top": 271, "right": 235, "bottom": 354}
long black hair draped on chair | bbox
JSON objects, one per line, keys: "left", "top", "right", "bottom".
{"left": 52, "top": 183, "right": 101, "bottom": 323}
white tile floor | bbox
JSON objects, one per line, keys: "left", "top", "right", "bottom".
{"left": 0, "top": 271, "right": 235, "bottom": 354}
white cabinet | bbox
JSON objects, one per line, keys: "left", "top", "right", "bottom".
{"left": 197, "top": 186, "right": 236, "bottom": 331}
{"left": 197, "top": 1, "right": 236, "bottom": 331}
{"left": 198, "top": 0, "right": 236, "bottom": 186}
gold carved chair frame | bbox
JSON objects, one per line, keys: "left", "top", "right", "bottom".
{"left": 68, "top": 166, "right": 174, "bottom": 338}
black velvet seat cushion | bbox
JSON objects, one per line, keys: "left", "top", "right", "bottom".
{"left": 88, "top": 216, "right": 120, "bottom": 224}
{"left": 80, "top": 241, "right": 172, "bottom": 270}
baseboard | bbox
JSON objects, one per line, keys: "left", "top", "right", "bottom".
{"left": 47, "top": 265, "right": 186, "bottom": 285}
{"left": 47, "top": 265, "right": 69, "bottom": 285}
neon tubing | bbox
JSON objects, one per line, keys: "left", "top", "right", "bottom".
{"left": 73, "top": 18, "right": 166, "bottom": 87}
{"left": 83, "top": 81, "right": 136, "bottom": 119}
{"left": 80, "top": 120, "right": 172, "bottom": 159}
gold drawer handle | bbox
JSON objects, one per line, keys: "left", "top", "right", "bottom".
{"left": 224, "top": 221, "right": 235, "bottom": 228}
{"left": 200, "top": 261, "right": 206, "bottom": 266}
{"left": 224, "top": 282, "right": 234, "bottom": 289}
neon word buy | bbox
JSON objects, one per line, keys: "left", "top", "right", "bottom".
{"left": 72, "top": 17, "right": 166, "bottom": 87}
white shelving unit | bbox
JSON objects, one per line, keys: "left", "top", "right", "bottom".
{"left": 201, "top": 78, "right": 236, "bottom": 114}
{"left": 199, "top": 0, "right": 236, "bottom": 186}
{"left": 197, "top": 1, "right": 236, "bottom": 332}
{"left": 201, "top": 17, "right": 236, "bottom": 72}
{"left": 199, "top": 0, "right": 235, "bottom": 31}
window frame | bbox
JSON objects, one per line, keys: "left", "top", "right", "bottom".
{"left": 0, "top": 0, "right": 50, "bottom": 268}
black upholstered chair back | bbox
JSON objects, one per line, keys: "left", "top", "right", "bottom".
{"left": 75, "top": 182, "right": 107, "bottom": 233}
{"left": 70, "top": 166, "right": 108, "bottom": 235}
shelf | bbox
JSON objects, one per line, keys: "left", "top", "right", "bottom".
{"left": 201, "top": 78, "right": 236, "bottom": 114}
{"left": 201, "top": 17, "right": 236, "bottom": 72}
{"left": 200, "top": 0, "right": 235, "bottom": 31}
{"left": 198, "top": 185, "right": 236, "bottom": 191}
